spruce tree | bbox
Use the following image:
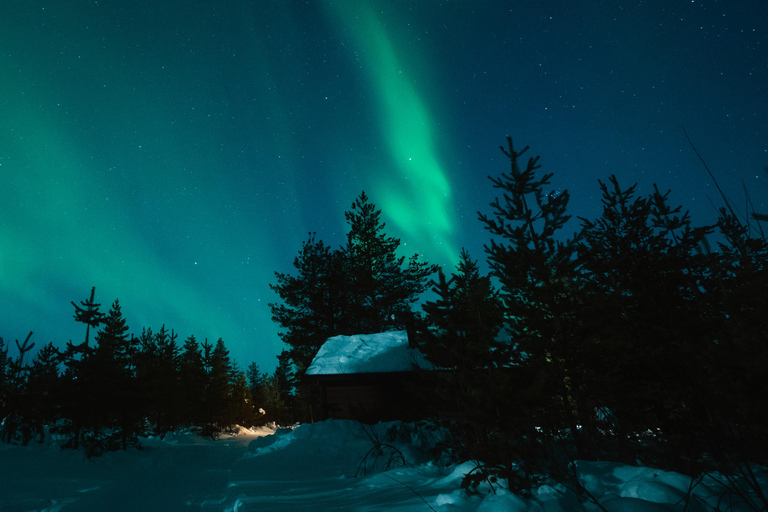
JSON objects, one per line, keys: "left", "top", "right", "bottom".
{"left": 25, "top": 342, "right": 61, "bottom": 443}
{"left": 246, "top": 362, "right": 264, "bottom": 405}
{"left": 90, "top": 300, "right": 141, "bottom": 451}
{"left": 420, "top": 249, "right": 507, "bottom": 463}
{"left": 274, "top": 350, "right": 294, "bottom": 422}
{"left": 204, "top": 338, "right": 232, "bottom": 435}
{"left": 0, "top": 338, "right": 8, "bottom": 425}
{"left": 705, "top": 208, "right": 768, "bottom": 465}
{"left": 179, "top": 335, "right": 206, "bottom": 427}
{"left": 137, "top": 326, "right": 181, "bottom": 434}
{"left": 577, "top": 176, "right": 715, "bottom": 467}
{"left": 478, "top": 138, "right": 592, "bottom": 461}
{"left": 0, "top": 333, "right": 35, "bottom": 444}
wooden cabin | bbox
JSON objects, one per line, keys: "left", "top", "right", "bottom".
{"left": 305, "top": 331, "right": 433, "bottom": 423}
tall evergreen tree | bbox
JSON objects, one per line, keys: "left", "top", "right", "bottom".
{"left": 0, "top": 333, "right": 35, "bottom": 444}
{"left": 203, "top": 338, "right": 232, "bottom": 435}
{"left": 478, "top": 138, "right": 592, "bottom": 461}
{"left": 704, "top": 208, "right": 768, "bottom": 465}
{"left": 343, "top": 191, "right": 437, "bottom": 334}
{"left": 90, "top": 300, "right": 141, "bottom": 451}
{"left": 420, "top": 249, "right": 507, "bottom": 462}
{"left": 577, "top": 176, "right": 715, "bottom": 467}
{"left": 179, "top": 335, "right": 206, "bottom": 426}
{"left": 24, "top": 342, "right": 61, "bottom": 443}
{"left": 270, "top": 193, "right": 437, "bottom": 416}
{"left": 136, "top": 326, "right": 181, "bottom": 433}
{"left": 246, "top": 362, "right": 264, "bottom": 404}
{"left": 269, "top": 233, "right": 346, "bottom": 372}
{"left": 0, "top": 338, "right": 8, "bottom": 424}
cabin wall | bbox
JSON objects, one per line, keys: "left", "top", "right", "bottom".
{"left": 316, "top": 373, "right": 420, "bottom": 423}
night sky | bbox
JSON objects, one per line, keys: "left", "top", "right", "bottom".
{"left": 2, "top": 1, "right": 766, "bottom": 371}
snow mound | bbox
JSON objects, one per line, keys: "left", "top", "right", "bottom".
{"left": 306, "top": 330, "right": 433, "bottom": 375}
{"left": 3, "top": 420, "right": 767, "bottom": 512}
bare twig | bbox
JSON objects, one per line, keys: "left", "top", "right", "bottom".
{"left": 384, "top": 473, "right": 438, "bottom": 512}
{"left": 682, "top": 127, "right": 742, "bottom": 225}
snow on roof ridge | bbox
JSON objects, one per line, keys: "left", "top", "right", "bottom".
{"left": 306, "top": 330, "right": 433, "bottom": 376}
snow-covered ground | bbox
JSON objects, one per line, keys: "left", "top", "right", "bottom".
{"left": 1, "top": 419, "right": 765, "bottom": 512}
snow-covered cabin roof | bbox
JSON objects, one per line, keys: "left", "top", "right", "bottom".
{"left": 305, "top": 331, "right": 433, "bottom": 376}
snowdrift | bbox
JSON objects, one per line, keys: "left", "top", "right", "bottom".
{"left": 1, "top": 419, "right": 766, "bottom": 511}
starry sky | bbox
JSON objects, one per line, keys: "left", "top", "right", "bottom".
{"left": 2, "top": 1, "right": 766, "bottom": 371}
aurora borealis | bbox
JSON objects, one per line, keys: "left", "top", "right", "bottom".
{"left": 2, "top": 1, "right": 766, "bottom": 370}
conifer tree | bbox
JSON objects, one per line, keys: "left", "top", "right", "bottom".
{"left": 179, "top": 335, "right": 206, "bottom": 426}
{"left": 270, "top": 194, "right": 437, "bottom": 416}
{"left": 203, "top": 338, "right": 232, "bottom": 435}
{"left": 420, "top": 249, "right": 507, "bottom": 462}
{"left": 0, "top": 338, "right": 8, "bottom": 423}
{"left": 246, "top": 362, "right": 263, "bottom": 404}
{"left": 343, "top": 191, "right": 436, "bottom": 334}
{"left": 577, "top": 176, "right": 715, "bottom": 466}
{"left": 90, "top": 300, "right": 141, "bottom": 451}
{"left": 0, "top": 333, "right": 35, "bottom": 444}
{"left": 225, "top": 365, "right": 254, "bottom": 428}
{"left": 71, "top": 287, "right": 105, "bottom": 346}
{"left": 704, "top": 208, "right": 768, "bottom": 464}
{"left": 269, "top": 233, "right": 346, "bottom": 372}
{"left": 137, "top": 326, "right": 181, "bottom": 433}
{"left": 274, "top": 350, "right": 294, "bottom": 421}
{"left": 478, "top": 138, "right": 591, "bottom": 460}
{"left": 24, "top": 342, "right": 61, "bottom": 443}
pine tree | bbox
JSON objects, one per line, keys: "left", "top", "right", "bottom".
{"left": 203, "top": 338, "right": 232, "bottom": 435}
{"left": 246, "top": 363, "right": 263, "bottom": 403}
{"left": 343, "top": 191, "right": 437, "bottom": 334}
{"left": 0, "top": 338, "right": 8, "bottom": 424}
{"left": 24, "top": 342, "right": 61, "bottom": 443}
{"left": 226, "top": 365, "right": 254, "bottom": 428}
{"left": 269, "top": 191, "right": 437, "bottom": 418}
{"left": 0, "top": 333, "right": 35, "bottom": 444}
{"left": 704, "top": 208, "right": 768, "bottom": 465}
{"left": 89, "top": 300, "right": 141, "bottom": 452}
{"left": 71, "top": 287, "right": 105, "bottom": 347}
{"left": 179, "top": 335, "right": 206, "bottom": 426}
{"left": 274, "top": 350, "right": 294, "bottom": 420}
{"left": 269, "top": 233, "right": 346, "bottom": 372}
{"left": 136, "top": 325, "right": 181, "bottom": 434}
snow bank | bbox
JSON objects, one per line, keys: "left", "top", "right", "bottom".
{"left": 2, "top": 419, "right": 767, "bottom": 512}
{"left": 306, "top": 330, "right": 433, "bottom": 375}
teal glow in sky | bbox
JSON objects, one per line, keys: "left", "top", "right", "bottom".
{"left": 2, "top": 1, "right": 767, "bottom": 370}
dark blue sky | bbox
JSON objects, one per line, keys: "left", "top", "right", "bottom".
{"left": 2, "top": 0, "right": 766, "bottom": 370}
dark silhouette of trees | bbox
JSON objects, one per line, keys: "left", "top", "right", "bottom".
{"left": 269, "top": 191, "right": 438, "bottom": 417}
{"left": 136, "top": 325, "right": 182, "bottom": 435}
{"left": 477, "top": 137, "right": 592, "bottom": 467}
{"left": 343, "top": 191, "right": 437, "bottom": 334}
{"left": 0, "top": 333, "right": 35, "bottom": 444}
{"left": 268, "top": 192, "right": 437, "bottom": 421}
{"left": 71, "top": 286, "right": 105, "bottom": 346}
{"left": 1, "top": 289, "right": 269, "bottom": 454}
{"left": 419, "top": 249, "right": 508, "bottom": 464}
{"left": 179, "top": 334, "right": 207, "bottom": 427}
{"left": 24, "top": 343, "right": 61, "bottom": 443}
{"left": 269, "top": 233, "right": 346, "bottom": 373}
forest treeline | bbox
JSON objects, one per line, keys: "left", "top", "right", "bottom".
{"left": 269, "top": 137, "right": 768, "bottom": 489}
{"left": 2, "top": 136, "right": 766, "bottom": 486}
{"left": 0, "top": 294, "right": 292, "bottom": 456}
